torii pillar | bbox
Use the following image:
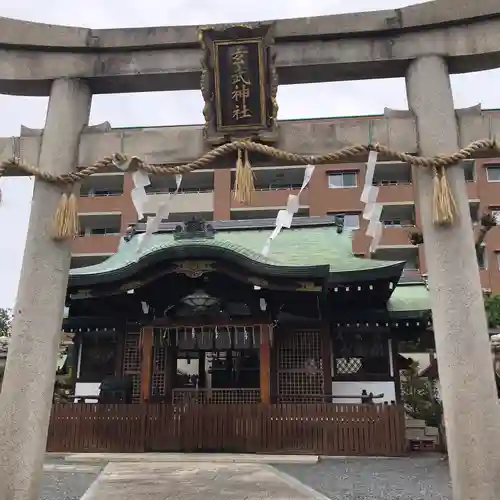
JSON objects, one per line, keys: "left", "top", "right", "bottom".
{"left": 406, "top": 56, "right": 499, "bottom": 500}
{"left": 0, "top": 78, "right": 92, "bottom": 500}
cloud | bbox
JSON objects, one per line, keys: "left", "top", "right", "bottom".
{"left": 0, "top": 0, "right": 499, "bottom": 307}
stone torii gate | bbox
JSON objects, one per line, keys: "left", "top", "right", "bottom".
{"left": 1, "top": 2, "right": 500, "bottom": 500}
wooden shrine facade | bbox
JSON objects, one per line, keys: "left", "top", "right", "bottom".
{"left": 71, "top": 321, "right": 409, "bottom": 406}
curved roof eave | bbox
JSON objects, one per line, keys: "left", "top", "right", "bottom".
{"left": 68, "top": 243, "right": 331, "bottom": 288}
{"left": 327, "top": 260, "right": 405, "bottom": 284}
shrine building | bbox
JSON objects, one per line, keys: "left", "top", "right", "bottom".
{"left": 63, "top": 216, "right": 431, "bottom": 415}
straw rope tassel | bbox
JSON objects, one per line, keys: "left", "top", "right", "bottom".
{"left": 233, "top": 147, "right": 255, "bottom": 205}
{"left": 51, "top": 191, "right": 80, "bottom": 241}
{"left": 432, "top": 166, "right": 457, "bottom": 225}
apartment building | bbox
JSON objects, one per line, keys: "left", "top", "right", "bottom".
{"left": 71, "top": 115, "right": 500, "bottom": 292}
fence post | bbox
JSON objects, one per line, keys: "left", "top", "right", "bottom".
{"left": 140, "top": 404, "right": 148, "bottom": 452}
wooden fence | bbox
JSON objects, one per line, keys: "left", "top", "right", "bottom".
{"left": 46, "top": 403, "right": 407, "bottom": 456}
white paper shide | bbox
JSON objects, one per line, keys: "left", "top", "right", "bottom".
{"left": 261, "top": 165, "right": 315, "bottom": 256}
{"left": 360, "top": 151, "right": 383, "bottom": 253}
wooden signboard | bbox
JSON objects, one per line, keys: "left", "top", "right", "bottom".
{"left": 199, "top": 23, "right": 278, "bottom": 144}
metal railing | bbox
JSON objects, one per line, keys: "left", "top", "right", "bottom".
{"left": 80, "top": 191, "right": 123, "bottom": 197}
{"left": 381, "top": 220, "right": 415, "bottom": 227}
{"left": 254, "top": 183, "right": 305, "bottom": 191}
{"left": 145, "top": 184, "right": 306, "bottom": 194}
{"left": 78, "top": 229, "right": 121, "bottom": 237}
{"left": 146, "top": 187, "right": 214, "bottom": 194}
{"left": 372, "top": 180, "right": 412, "bottom": 186}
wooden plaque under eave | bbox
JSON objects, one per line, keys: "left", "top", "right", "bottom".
{"left": 199, "top": 23, "right": 278, "bottom": 145}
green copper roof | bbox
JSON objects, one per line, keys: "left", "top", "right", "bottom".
{"left": 387, "top": 283, "right": 431, "bottom": 315}
{"left": 69, "top": 225, "right": 403, "bottom": 278}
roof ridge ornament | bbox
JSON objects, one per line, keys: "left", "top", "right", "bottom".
{"left": 174, "top": 217, "right": 215, "bottom": 240}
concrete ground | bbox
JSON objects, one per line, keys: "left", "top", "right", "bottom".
{"left": 40, "top": 454, "right": 452, "bottom": 500}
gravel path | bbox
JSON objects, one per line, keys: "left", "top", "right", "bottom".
{"left": 275, "top": 455, "right": 452, "bottom": 500}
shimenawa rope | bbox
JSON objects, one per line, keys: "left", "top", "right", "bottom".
{"left": 0, "top": 138, "right": 497, "bottom": 240}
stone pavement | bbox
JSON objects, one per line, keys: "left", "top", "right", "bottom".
{"left": 62, "top": 452, "right": 318, "bottom": 464}
{"left": 80, "top": 462, "right": 330, "bottom": 500}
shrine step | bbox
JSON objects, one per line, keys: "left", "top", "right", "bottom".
{"left": 62, "top": 452, "right": 319, "bottom": 465}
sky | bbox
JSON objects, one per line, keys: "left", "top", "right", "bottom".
{"left": 0, "top": 0, "right": 499, "bottom": 308}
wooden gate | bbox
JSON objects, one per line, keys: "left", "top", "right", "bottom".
{"left": 47, "top": 403, "right": 407, "bottom": 456}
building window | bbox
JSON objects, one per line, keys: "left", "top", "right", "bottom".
{"left": 492, "top": 211, "right": 500, "bottom": 225}
{"left": 328, "top": 172, "right": 357, "bottom": 189}
{"left": 486, "top": 165, "right": 500, "bottom": 182}
{"left": 477, "top": 247, "right": 487, "bottom": 269}
{"left": 463, "top": 160, "right": 475, "bottom": 182}
{"left": 328, "top": 212, "right": 360, "bottom": 230}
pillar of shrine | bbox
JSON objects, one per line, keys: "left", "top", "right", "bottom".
{"left": 0, "top": 78, "right": 92, "bottom": 500}
{"left": 406, "top": 55, "right": 500, "bottom": 500}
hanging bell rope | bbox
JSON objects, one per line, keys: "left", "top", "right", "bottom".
{"left": 0, "top": 137, "right": 498, "bottom": 240}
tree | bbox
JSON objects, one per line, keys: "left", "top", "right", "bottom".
{"left": 409, "top": 212, "right": 497, "bottom": 257}
{"left": 0, "top": 308, "right": 12, "bottom": 337}
{"left": 485, "top": 294, "right": 500, "bottom": 327}
{"left": 410, "top": 212, "right": 499, "bottom": 329}
{"left": 400, "top": 360, "right": 442, "bottom": 427}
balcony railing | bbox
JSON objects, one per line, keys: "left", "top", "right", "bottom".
{"left": 254, "top": 183, "right": 305, "bottom": 191}
{"left": 372, "top": 180, "right": 412, "bottom": 186}
{"left": 80, "top": 191, "right": 123, "bottom": 197}
{"left": 146, "top": 187, "right": 214, "bottom": 194}
{"left": 78, "top": 229, "right": 121, "bottom": 237}
{"left": 382, "top": 220, "right": 415, "bottom": 227}
{"left": 146, "top": 184, "right": 306, "bottom": 195}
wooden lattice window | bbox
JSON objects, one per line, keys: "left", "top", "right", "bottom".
{"left": 333, "top": 333, "right": 390, "bottom": 380}
{"left": 172, "top": 388, "right": 260, "bottom": 404}
{"left": 277, "top": 330, "right": 324, "bottom": 403}
{"left": 335, "top": 357, "right": 362, "bottom": 375}
{"left": 151, "top": 332, "right": 166, "bottom": 398}
{"left": 122, "top": 332, "right": 141, "bottom": 402}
